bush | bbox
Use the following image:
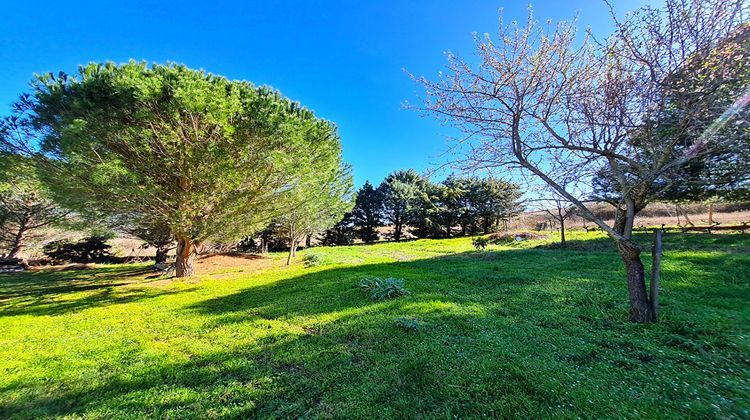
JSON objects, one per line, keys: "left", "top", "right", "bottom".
{"left": 488, "top": 231, "right": 544, "bottom": 244}
{"left": 472, "top": 237, "right": 489, "bottom": 250}
{"left": 43, "top": 236, "right": 112, "bottom": 263}
{"left": 302, "top": 253, "right": 326, "bottom": 268}
{"left": 357, "top": 277, "right": 411, "bottom": 301}
{"left": 394, "top": 316, "right": 423, "bottom": 332}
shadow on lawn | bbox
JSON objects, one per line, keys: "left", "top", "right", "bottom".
{"left": 0, "top": 264, "right": 195, "bottom": 318}
{"left": 1, "top": 243, "right": 747, "bottom": 417}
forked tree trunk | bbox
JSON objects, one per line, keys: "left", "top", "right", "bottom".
{"left": 616, "top": 239, "right": 654, "bottom": 323}
{"left": 286, "top": 240, "right": 298, "bottom": 266}
{"left": 175, "top": 236, "right": 195, "bottom": 277}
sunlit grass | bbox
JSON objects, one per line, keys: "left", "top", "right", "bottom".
{"left": 1, "top": 231, "right": 749, "bottom": 417}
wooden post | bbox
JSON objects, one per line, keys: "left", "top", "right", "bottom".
{"left": 650, "top": 229, "right": 663, "bottom": 322}
{"left": 708, "top": 203, "right": 714, "bottom": 226}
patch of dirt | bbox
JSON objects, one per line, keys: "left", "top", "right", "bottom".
{"left": 196, "top": 253, "right": 276, "bottom": 275}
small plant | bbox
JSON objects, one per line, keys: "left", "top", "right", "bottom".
{"left": 394, "top": 316, "right": 423, "bottom": 332}
{"left": 302, "top": 253, "right": 326, "bottom": 268}
{"left": 472, "top": 237, "right": 489, "bottom": 250}
{"left": 357, "top": 277, "right": 411, "bottom": 301}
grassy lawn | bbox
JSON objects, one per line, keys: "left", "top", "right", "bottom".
{"left": 1, "top": 231, "right": 749, "bottom": 418}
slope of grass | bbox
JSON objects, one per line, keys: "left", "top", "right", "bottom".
{"left": 1, "top": 232, "right": 749, "bottom": 418}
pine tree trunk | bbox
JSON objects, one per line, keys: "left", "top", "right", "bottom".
{"left": 154, "top": 245, "right": 169, "bottom": 265}
{"left": 175, "top": 236, "right": 195, "bottom": 277}
{"left": 616, "top": 239, "right": 654, "bottom": 323}
{"left": 7, "top": 224, "right": 28, "bottom": 259}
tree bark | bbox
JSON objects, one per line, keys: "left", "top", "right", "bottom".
{"left": 286, "top": 240, "right": 298, "bottom": 266}
{"left": 154, "top": 245, "right": 169, "bottom": 265}
{"left": 7, "top": 224, "right": 28, "bottom": 259}
{"left": 175, "top": 236, "right": 195, "bottom": 277}
{"left": 560, "top": 216, "right": 566, "bottom": 246}
{"left": 616, "top": 239, "right": 654, "bottom": 323}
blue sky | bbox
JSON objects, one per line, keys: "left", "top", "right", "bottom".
{"left": 0, "top": 0, "right": 648, "bottom": 187}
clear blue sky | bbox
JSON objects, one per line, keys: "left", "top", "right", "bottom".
{"left": 0, "top": 0, "right": 648, "bottom": 187}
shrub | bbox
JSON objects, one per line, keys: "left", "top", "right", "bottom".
{"left": 357, "top": 277, "right": 411, "bottom": 301}
{"left": 302, "top": 253, "right": 326, "bottom": 268}
{"left": 43, "top": 236, "right": 112, "bottom": 263}
{"left": 488, "top": 231, "right": 544, "bottom": 244}
{"left": 394, "top": 316, "right": 423, "bottom": 332}
{"left": 472, "top": 237, "right": 489, "bottom": 250}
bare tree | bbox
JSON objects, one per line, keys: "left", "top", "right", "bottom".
{"left": 543, "top": 196, "right": 575, "bottom": 246}
{"left": 413, "top": 1, "right": 749, "bottom": 322}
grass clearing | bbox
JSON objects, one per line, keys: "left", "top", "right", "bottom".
{"left": 1, "top": 231, "right": 749, "bottom": 418}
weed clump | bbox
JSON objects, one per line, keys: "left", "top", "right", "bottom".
{"left": 472, "top": 237, "right": 489, "bottom": 250}
{"left": 394, "top": 316, "right": 423, "bottom": 332}
{"left": 357, "top": 277, "right": 411, "bottom": 301}
{"left": 302, "top": 253, "right": 327, "bottom": 268}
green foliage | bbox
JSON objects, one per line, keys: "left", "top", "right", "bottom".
{"left": 472, "top": 237, "right": 489, "bottom": 250}
{"left": 394, "top": 316, "right": 423, "bottom": 332}
{"left": 0, "top": 152, "right": 68, "bottom": 257}
{"left": 22, "top": 62, "right": 349, "bottom": 274}
{"left": 357, "top": 277, "right": 411, "bottom": 301}
{"left": 302, "top": 253, "right": 327, "bottom": 268}
{"left": 351, "top": 181, "right": 383, "bottom": 243}
{"left": 42, "top": 236, "right": 112, "bottom": 263}
{"left": 321, "top": 212, "right": 356, "bottom": 246}
{"left": 378, "top": 170, "right": 425, "bottom": 241}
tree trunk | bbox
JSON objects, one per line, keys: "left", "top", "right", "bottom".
{"left": 394, "top": 223, "right": 402, "bottom": 242}
{"left": 708, "top": 203, "right": 715, "bottom": 226}
{"left": 560, "top": 217, "right": 566, "bottom": 246}
{"left": 558, "top": 207, "right": 566, "bottom": 246}
{"left": 175, "top": 236, "right": 195, "bottom": 277}
{"left": 154, "top": 245, "right": 169, "bottom": 265}
{"left": 650, "top": 229, "right": 663, "bottom": 322}
{"left": 286, "top": 240, "right": 298, "bottom": 266}
{"left": 7, "top": 225, "right": 28, "bottom": 259}
{"left": 616, "top": 239, "right": 654, "bottom": 323}
{"left": 305, "top": 235, "right": 312, "bottom": 248}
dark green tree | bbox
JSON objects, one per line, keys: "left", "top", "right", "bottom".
{"left": 18, "top": 62, "right": 345, "bottom": 276}
{"left": 351, "top": 181, "right": 383, "bottom": 243}
{"left": 378, "top": 170, "right": 425, "bottom": 241}
{"left": 321, "top": 212, "right": 355, "bottom": 245}
{"left": 0, "top": 152, "right": 68, "bottom": 259}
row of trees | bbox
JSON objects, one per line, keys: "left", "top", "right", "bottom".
{"left": 1, "top": 62, "right": 353, "bottom": 276}
{"left": 321, "top": 170, "right": 523, "bottom": 245}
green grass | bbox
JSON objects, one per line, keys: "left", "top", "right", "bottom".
{"left": 1, "top": 231, "right": 749, "bottom": 418}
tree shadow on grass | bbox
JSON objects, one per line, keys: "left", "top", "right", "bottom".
{"left": 0, "top": 264, "right": 196, "bottom": 318}
{"left": 1, "top": 245, "right": 748, "bottom": 418}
